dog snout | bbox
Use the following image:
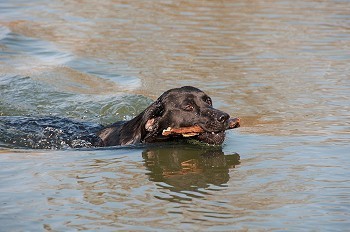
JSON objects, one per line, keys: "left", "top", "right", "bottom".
{"left": 217, "top": 112, "right": 229, "bottom": 123}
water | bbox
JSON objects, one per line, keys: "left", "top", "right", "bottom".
{"left": 1, "top": 0, "right": 350, "bottom": 230}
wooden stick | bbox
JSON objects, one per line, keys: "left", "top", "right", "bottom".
{"left": 162, "top": 117, "right": 240, "bottom": 137}
{"left": 162, "top": 125, "right": 203, "bottom": 136}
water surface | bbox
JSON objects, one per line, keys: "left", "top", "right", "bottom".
{"left": 1, "top": 0, "right": 349, "bottom": 231}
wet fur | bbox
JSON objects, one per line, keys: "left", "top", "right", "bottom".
{"left": 98, "top": 86, "right": 230, "bottom": 146}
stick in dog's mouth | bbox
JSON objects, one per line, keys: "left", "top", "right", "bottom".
{"left": 162, "top": 117, "right": 240, "bottom": 137}
{"left": 227, "top": 117, "right": 240, "bottom": 129}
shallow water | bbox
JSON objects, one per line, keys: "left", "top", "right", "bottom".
{"left": 1, "top": 0, "right": 350, "bottom": 231}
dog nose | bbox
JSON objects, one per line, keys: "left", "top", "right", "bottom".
{"left": 217, "top": 113, "right": 229, "bottom": 123}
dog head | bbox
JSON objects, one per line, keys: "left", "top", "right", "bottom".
{"left": 141, "top": 86, "right": 232, "bottom": 145}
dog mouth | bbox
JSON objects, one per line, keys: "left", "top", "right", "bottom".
{"left": 194, "top": 131, "right": 226, "bottom": 145}
{"left": 162, "top": 118, "right": 240, "bottom": 145}
{"left": 195, "top": 118, "right": 240, "bottom": 145}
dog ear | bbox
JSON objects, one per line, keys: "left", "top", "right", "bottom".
{"left": 143, "top": 99, "right": 164, "bottom": 132}
{"left": 118, "top": 99, "right": 165, "bottom": 145}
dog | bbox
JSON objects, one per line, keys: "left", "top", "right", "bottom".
{"left": 98, "top": 86, "right": 239, "bottom": 146}
{"left": 0, "top": 86, "right": 239, "bottom": 148}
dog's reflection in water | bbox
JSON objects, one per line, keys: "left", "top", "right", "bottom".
{"left": 142, "top": 145, "right": 240, "bottom": 192}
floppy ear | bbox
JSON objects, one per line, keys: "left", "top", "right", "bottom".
{"left": 118, "top": 99, "right": 165, "bottom": 145}
{"left": 143, "top": 99, "right": 165, "bottom": 132}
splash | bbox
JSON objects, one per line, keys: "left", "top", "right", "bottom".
{"left": 0, "top": 116, "right": 103, "bottom": 149}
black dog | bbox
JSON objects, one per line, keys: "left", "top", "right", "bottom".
{"left": 98, "top": 86, "right": 238, "bottom": 146}
{"left": 0, "top": 86, "right": 238, "bottom": 148}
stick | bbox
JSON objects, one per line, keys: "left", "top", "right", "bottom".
{"left": 162, "top": 117, "right": 240, "bottom": 137}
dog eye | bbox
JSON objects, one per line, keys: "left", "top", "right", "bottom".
{"left": 205, "top": 98, "right": 212, "bottom": 106}
{"left": 184, "top": 104, "right": 194, "bottom": 111}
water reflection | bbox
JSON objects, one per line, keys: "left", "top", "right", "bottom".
{"left": 142, "top": 145, "right": 240, "bottom": 193}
